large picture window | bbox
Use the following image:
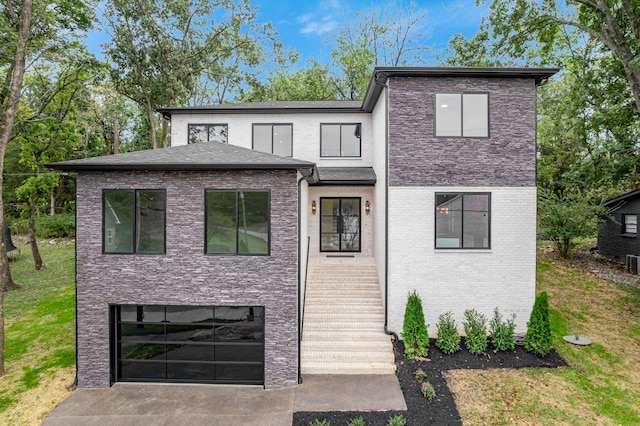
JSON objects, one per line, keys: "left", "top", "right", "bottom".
{"left": 320, "top": 123, "right": 361, "bottom": 157}
{"left": 435, "top": 193, "right": 490, "bottom": 249}
{"left": 623, "top": 214, "right": 637, "bottom": 235}
{"left": 435, "top": 93, "right": 489, "bottom": 137}
{"left": 206, "top": 190, "right": 270, "bottom": 255}
{"left": 188, "top": 124, "right": 228, "bottom": 144}
{"left": 103, "top": 190, "right": 166, "bottom": 254}
{"left": 252, "top": 124, "right": 292, "bottom": 157}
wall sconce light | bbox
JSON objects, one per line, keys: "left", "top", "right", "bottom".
{"left": 312, "top": 200, "right": 317, "bottom": 215}
{"left": 365, "top": 200, "right": 371, "bottom": 214}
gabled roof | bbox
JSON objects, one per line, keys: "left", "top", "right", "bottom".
{"left": 603, "top": 188, "right": 640, "bottom": 207}
{"left": 313, "top": 167, "right": 377, "bottom": 186}
{"left": 46, "top": 141, "right": 315, "bottom": 172}
{"left": 158, "top": 67, "right": 560, "bottom": 117}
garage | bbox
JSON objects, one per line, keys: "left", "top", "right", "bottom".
{"left": 110, "top": 305, "right": 264, "bottom": 385}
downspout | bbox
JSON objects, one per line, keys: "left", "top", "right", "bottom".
{"left": 62, "top": 172, "right": 78, "bottom": 387}
{"left": 374, "top": 74, "right": 399, "bottom": 341}
{"left": 297, "top": 166, "right": 315, "bottom": 385}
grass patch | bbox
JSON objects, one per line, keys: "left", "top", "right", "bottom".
{"left": 448, "top": 248, "right": 640, "bottom": 425}
{"left": 0, "top": 240, "right": 76, "bottom": 425}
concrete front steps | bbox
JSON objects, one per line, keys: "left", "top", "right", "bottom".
{"left": 301, "top": 257, "right": 396, "bottom": 375}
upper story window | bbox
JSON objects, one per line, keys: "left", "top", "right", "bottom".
{"left": 253, "top": 124, "right": 292, "bottom": 157}
{"left": 435, "top": 93, "right": 489, "bottom": 138}
{"left": 206, "top": 190, "right": 270, "bottom": 255}
{"left": 321, "top": 123, "right": 361, "bottom": 157}
{"left": 188, "top": 124, "right": 228, "bottom": 144}
{"left": 435, "top": 193, "right": 490, "bottom": 249}
{"left": 103, "top": 189, "right": 166, "bottom": 254}
{"left": 623, "top": 214, "right": 637, "bottom": 235}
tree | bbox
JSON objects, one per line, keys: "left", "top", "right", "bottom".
{"left": 103, "top": 0, "right": 272, "bottom": 148}
{"left": 478, "top": 0, "right": 640, "bottom": 114}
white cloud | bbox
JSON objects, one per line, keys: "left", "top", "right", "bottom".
{"left": 297, "top": 13, "right": 313, "bottom": 23}
{"left": 299, "top": 15, "right": 338, "bottom": 36}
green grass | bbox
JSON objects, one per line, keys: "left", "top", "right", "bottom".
{"left": 0, "top": 241, "right": 76, "bottom": 425}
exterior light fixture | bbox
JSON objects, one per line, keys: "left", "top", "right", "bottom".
{"left": 365, "top": 200, "right": 371, "bottom": 214}
{"left": 312, "top": 200, "right": 317, "bottom": 215}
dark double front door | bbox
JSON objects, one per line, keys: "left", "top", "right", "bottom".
{"left": 320, "top": 198, "right": 361, "bottom": 252}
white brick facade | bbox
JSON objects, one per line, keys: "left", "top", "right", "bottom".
{"left": 386, "top": 186, "right": 537, "bottom": 334}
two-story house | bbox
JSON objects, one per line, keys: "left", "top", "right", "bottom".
{"left": 48, "top": 67, "right": 557, "bottom": 390}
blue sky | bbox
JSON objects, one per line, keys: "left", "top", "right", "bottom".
{"left": 87, "top": 0, "right": 489, "bottom": 65}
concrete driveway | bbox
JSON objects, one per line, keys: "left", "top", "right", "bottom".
{"left": 43, "top": 375, "right": 407, "bottom": 426}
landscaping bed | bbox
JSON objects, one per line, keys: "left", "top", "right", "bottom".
{"left": 293, "top": 339, "right": 566, "bottom": 425}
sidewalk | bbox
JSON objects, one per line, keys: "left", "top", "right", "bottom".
{"left": 43, "top": 375, "right": 407, "bottom": 426}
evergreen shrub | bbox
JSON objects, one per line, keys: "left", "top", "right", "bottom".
{"left": 435, "top": 311, "right": 461, "bottom": 354}
{"left": 525, "top": 291, "right": 553, "bottom": 356}
{"left": 489, "top": 307, "right": 516, "bottom": 352}
{"left": 402, "top": 290, "right": 429, "bottom": 358}
{"left": 462, "top": 309, "right": 488, "bottom": 355}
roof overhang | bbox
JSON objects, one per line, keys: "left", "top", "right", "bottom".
{"left": 310, "top": 167, "right": 377, "bottom": 186}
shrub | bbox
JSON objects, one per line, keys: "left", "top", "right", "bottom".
{"left": 36, "top": 213, "right": 76, "bottom": 238}
{"left": 435, "top": 311, "right": 461, "bottom": 354}
{"left": 525, "top": 291, "right": 553, "bottom": 356}
{"left": 489, "top": 307, "right": 516, "bottom": 352}
{"left": 463, "top": 309, "right": 488, "bottom": 355}
{"left": 414, "top": 368, "right": 427, "bottom": 381}
{"left": 402, "top": 290, "right": 429, "bottom": 358}
{"left": 386, "top": 415, "right": 407, "bottom": 426}
{"left": 347, "top": 417, "right": 365, "bottom": 426}
{"left": 421, "top": 381, "right": 436, "bottom": 401}
{"left": 309, "top": 420, "right": 330, "bottom": 426}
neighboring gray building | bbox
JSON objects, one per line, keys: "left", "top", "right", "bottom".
{"left": 48, "top": 67, "right": 557, "bottom": 389}
{"left": 598, "top": 189, "right": 640, "bottom": 261}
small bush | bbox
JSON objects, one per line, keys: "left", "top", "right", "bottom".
{"left": 386, "top": 415, "right": 407, "bottom": 426}
{"left": 309, "top": 420, "right": 330, "bottom": 426}
{"left": 525, "top": 291, "right": 553, "bottom": 356}
{"left": 421, "top": 381, "right": 436, "bottom": 401}
{"left": 36, "top": 213, "right": 76, "bottom": 238}
{"left": 402, "top": 290, "right": 429, "bottom": 358}
{"left": 435, "top": 311, "right": 461, "bottom": 354}
{"left": 463, "top": 309, "right": 488, "bottom": 355}
{"left": 489, "top": 307, "right": 516, "bottom": 352}
{"left": 347, "top": 417, "right": 365, "bottom": 426}
{"left": 414, "top": 368, "right": 427, "bottom": 381}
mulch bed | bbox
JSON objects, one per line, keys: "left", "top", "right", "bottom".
{"left": 293, "top": 339, "right": 566, "bottom": 426}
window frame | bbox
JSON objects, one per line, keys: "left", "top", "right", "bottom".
{"left": 205, "top": 189, "right": 271, "bottom": 256}
{"left": 320, "top": 123, "right": 362, "bottom": 157}
{"left": 187, "top": 123, "right": 229, "bottom": 144}
{"left": 434, "top": 192, "right": 491, "bottom": 250}
{"left": 434, "top": 92, "right": 490, "bottom": 138}
{"left": 251, "top": 123, "right": 293, "bottom": 157}
{"left": 622, "top": 214, "right": 638, "bottom": 236}
{"left": 102, "top": 189, "right": 167, "bottom": 255}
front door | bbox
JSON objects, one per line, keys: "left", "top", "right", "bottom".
{"left": 320, "top": 198, "right": 361, "bottom": 252}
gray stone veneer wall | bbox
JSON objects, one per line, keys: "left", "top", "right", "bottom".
{"left": 387, "top": 76, "right": 537, "bottom": 187}
{"left": 75, "top": 170, "right": 299, "bottom": 389}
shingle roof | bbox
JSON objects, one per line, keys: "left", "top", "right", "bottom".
{"left": 313, "top": 167, "right": 377, "bottom": 185}
{"left": 603, "top": 188, "right": 640, "bottom": 207}
{"left": 46, "top": 141, "right": 315, "bottom": 172}
{"left": 158, "top": 100, "right": 363, "bottom": 116}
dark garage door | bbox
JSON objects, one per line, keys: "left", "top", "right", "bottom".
{"left": 111, "top": 305, "right": 264, "bottom": 385}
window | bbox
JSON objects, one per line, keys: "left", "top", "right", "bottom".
{"left": 188, "top": 124, "right": 228, "bottom": 144}
{"left": 252, "top": 124, "right": 292, "bottom": 156}
{"left": 623, "top": 214, "right": 637, "bottom": 235}
{"left": 321, "top": 123, "right": 361, "bottom": 157}
{"left": 435, "top": 193, "right": 490, "bottom": 249}
{"left": 435, "top": 93, "right": 489, "bottom": 137}
{"left": 206, "top": 190, "right": 269, "bottom": 255}
{"left": 103, "top": 190, "right": 166, "bottom": 254}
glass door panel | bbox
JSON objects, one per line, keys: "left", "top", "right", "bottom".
{"left": 320, "top": 198, "right": 361, "bottom": 252}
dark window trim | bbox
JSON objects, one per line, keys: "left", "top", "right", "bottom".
{"left": 622, "top": 214, "right": 637, "bottom": 237}
{"left": 102, "top": 189, "right": 167, "bottom": 255}
{"left": 251, "top": 123, "right": 293, "bottom": 157}
{"left": 434, "top": 192, "right": 491, "bottom": 250}
{"left": 434, "top": 92, "right": 490, "bottom": 139}
{"left": 187, "top": 123, "right": 229, "bottom": 144}
{"left": 205, "top": 189, "right": 271, "bottom": 256}
{"left": 111, "top": 304, "right": 265, "bottom": 386}
{"left": 320, "top": 123, "right": 362, "bottom": 157}
{"left": 319, "top": 197, "right": 362, "bottom": 253}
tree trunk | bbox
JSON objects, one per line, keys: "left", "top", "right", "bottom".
{"left": 113, "top": 117, "right": 120, "bottom": 154}
{"left": 161, "top": 114, "right": 169, "bottom": 148}
{"left": 0, "top": 0, "right": 33, "bottom": 377}
{"left": 145, "top": 101, "right": 157, "bottom": 149}
{"left": 50, "top": 187, "right": 55, "bottom": 216}
{"left": 28, "top": 197, "right": 44, "bottom": 270}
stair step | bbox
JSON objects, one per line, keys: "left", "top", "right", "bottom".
{"left": 301, "top": 339, "right": 392, "bottom": 350}
{"left": 303, "top": 314, "right": 385, "bottom": 323}
{"left": 303, "top": 321, "right": 385, "bottom": 331}
{"left": 301, "top": 362, "right": 396, "bottom": 375}
{"left": 302, "top": 330, "right": 391, "bottom": 341}
{"left": 302, "top": 350, "right": 395, "bottom": 362}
